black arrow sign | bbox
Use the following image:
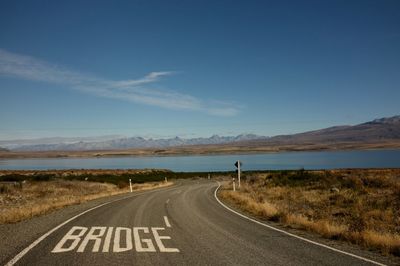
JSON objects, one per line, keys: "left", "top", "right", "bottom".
{"left": 234, "top": 161, "right": 242, "bottom": 168}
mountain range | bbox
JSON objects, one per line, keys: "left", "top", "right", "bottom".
{"left": 0, "top": 134, "right": 266, "bottom": 152}
{"left": 242, "top": 115, "right": 400, "bottom": 146}
{"left": 0, "top": 115, "right": 399, "bottom": 153}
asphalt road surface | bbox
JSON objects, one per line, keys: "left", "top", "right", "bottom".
{"left": 4, "top": 180, "right": 390, "bottom": 265}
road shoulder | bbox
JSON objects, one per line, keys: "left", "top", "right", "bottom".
{"left": 214, "top": 182, "right": 400, "bottom": 266}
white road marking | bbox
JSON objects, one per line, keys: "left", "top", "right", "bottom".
{"left": 51, "top": 226, "right": 179, "bottom": 253}
{"left": 113, "top": 227, "right": 133, "bottom": 252}
{"left": 214, "top": 182, "right": 386, "bottom": 266}
{"left": 78, "top": 226, "right": 106, "bottom": 252}
{"left": 134, "top": 227, "right": 156, "bottom": 252}
{"left": 166, "top": 199, "right": 170, "bottom": 204}
{"left": 164, "top": 216, "right": 171, "bottom": 228}
{"left": 102, "top": 227, "right": 114, "bottom": 252}
{"left": 5, "top": 185, "right": 178, "bottom": 266}
{"left": 152, "top": 227, "right": 179, "bottom": 252}
{"left": 51, "top": 226, "right": 87, "bottom": 253}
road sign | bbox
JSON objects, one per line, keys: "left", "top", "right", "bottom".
{"left": 234, "top": 160, "right": 241, "bottom": 188}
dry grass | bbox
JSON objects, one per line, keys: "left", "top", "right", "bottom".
{"left": 0, "top": 179, "right": 172, "bottom": 224}
{"left": 283, "top": 214, "right": 348, "bottom": 239}
{"left": 220, "top": 191, "right": 280, "bottom": 221}
{"left": 359, "top": 231, "right": 400, "bottom": 255}
{"left": 219, "top": 169, "right": 400, "bottom": 256}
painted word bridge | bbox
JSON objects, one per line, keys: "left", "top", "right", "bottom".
{"left": 52, "top": 226, "right": 179, "bottom": 253}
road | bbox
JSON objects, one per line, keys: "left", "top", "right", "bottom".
{"left": 3, "top": 179, "right": 390, "bottom": 265}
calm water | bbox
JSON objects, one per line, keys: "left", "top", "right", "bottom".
{"left": 0, "top": 150, "right": 400, "bottom": 172}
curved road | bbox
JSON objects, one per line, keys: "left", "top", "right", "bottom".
{"left": 5, "top": 180, "right": 386, "bottom": 265}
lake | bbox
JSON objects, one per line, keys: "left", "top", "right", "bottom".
{"left": 0, "top": 149, "right": 400, "bottom": 172}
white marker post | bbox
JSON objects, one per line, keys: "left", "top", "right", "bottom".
{"left": 129, "top": 179, "right": 133, "bottom": 193}
{"left": 208, "top": 173, "right": 210, "bottom": 180}
{"left": 164, "top": 177, "right": 167, "bottom": 183}
{"left": 232, "top": 178, "right": 236, "bottom": 192}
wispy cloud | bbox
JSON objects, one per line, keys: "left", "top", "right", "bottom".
{"left": 0, "top": 49, "right": 239, "bottom": 116}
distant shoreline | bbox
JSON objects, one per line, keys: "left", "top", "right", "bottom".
{"left": 1, "top": 141, "right": 400, "bottom": 159}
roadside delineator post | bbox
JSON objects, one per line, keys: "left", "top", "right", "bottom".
{"left": 208, "top": 173, "right": 210, "bottom": 180}
{"left": 129, "top": 179, "right": 133, "bottom": 193}
{"left": 165, "top": 177, "right": 167, "bottom": 183}
{"left": 233, "top": 178, "right": 236, "bottom": 192}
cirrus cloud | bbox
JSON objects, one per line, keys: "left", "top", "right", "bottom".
{"left": 0, "top": 49, "right": 240, "bottom": 116}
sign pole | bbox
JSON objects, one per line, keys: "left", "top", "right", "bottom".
{"left": 234, "top": 160, "right": 242, "bottom": 189}
{"left": 238, "top": 161, "right": 241, "bottom": 188}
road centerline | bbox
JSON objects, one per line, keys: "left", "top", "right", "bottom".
{"left": 164, "top": 216, "right": 172, "bottom": 228}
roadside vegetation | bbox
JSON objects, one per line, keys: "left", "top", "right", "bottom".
{"left": 0, "top": 170, "right": 180, "bottom": 224}
{"left": 0, "top": 169, "right": 215, "bottom": 186}
{"left": 0, "top": 169, "right": 224, "bottom": 224}
{"left": 219, "top": 169, "right": 400, "bottom": 256}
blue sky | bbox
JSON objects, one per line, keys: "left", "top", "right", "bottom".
{"left": 1, "top": 0, "right": 399, "bottom": 140}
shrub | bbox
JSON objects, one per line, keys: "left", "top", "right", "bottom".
{"left": 0, "top": 185, "right": 9, "bottom": 193}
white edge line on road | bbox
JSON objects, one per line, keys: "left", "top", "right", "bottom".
{"left": 214, "top": 181, "right": 386, "bottom": 266}
{"left": 164, "top": 216, "right": 171, "bottom": 228}
{"left": 5, "top": 185, "right": 177, "bottom": 266}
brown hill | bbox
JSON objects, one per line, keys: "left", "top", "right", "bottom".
{"left": 238, "top": 115, "right": 400, "bottom": 147}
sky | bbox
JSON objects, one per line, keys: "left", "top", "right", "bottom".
{"left": 0, "top": 0, "right": 399, "bottom": 140}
